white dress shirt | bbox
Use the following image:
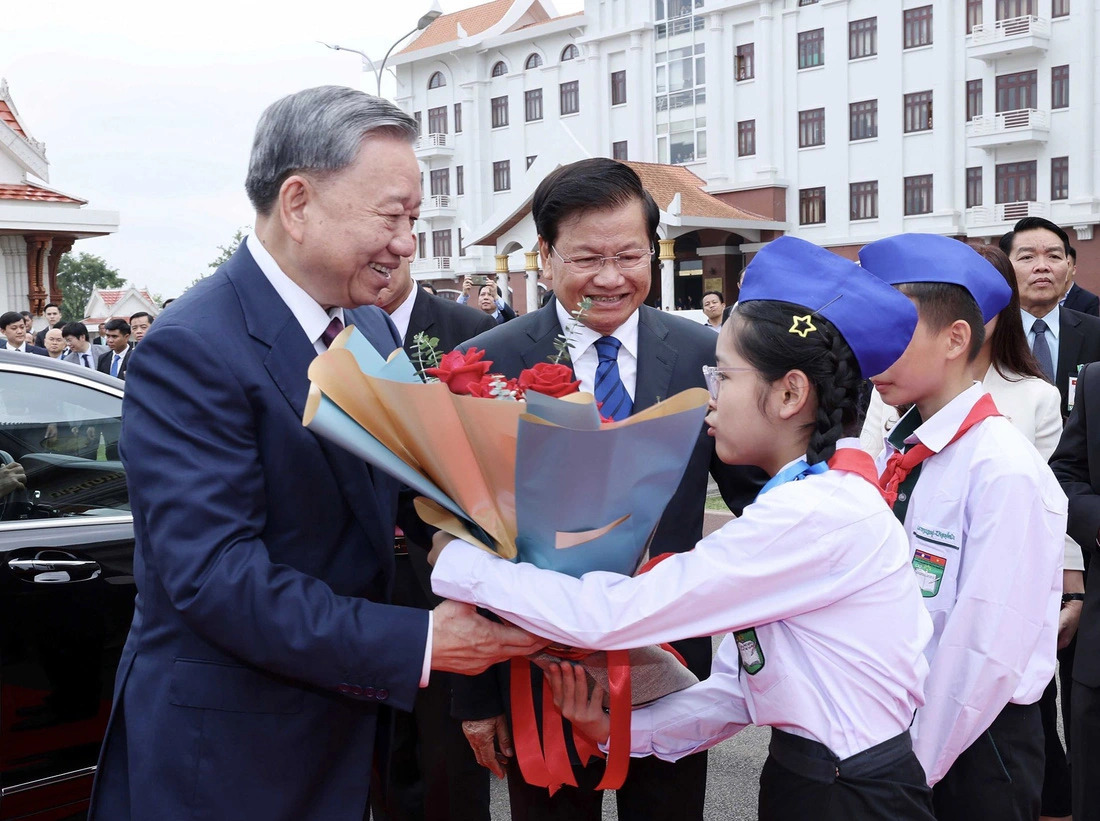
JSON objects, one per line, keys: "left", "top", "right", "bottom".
{"left": 244, "top": 235, "right": 432, "bottom": 686}
{"left": 873, "top": 383, "right": 1066, "bottom": 783}
{"left": 434, "top": 443, "right": 932, "bottom": 761}
{"left": 1022, "top": 307, "right": 1061, "bottom": 375}
{"left": 386, "top": 282, "right": 418, "bottom": 343}
{"left": 554, "top": 301, "right": 639, "bottom": 400}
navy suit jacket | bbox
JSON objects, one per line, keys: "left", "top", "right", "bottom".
{"left": 1054, "top": 306, "right": 1100, "bottom": 418}
{"left": 0, "top": 339, "right": 48, "bottom": 355}
{"left": 1064, "top": 283, "right": 1100, "bottom": 317}
{"left": 89, "top": 244, "right": 429, "bottom": 820}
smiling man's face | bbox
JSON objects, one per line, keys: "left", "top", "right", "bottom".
{"left": 1009, "top": 227, "right": 1071, "bottom": 318}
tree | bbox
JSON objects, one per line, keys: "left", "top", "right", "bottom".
{"left": 189, "top": 226, "right": 250, "bottom": 289}
{"left": 57, "top": 252, "right": 125, "bottom": 322}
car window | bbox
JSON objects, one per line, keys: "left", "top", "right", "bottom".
{"left": 0, "top": 372, "right": 129, "bottom": 521}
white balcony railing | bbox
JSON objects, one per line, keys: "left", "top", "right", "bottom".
{"left": 966, "top": 108, "right": 1050, "bottom": 138}
{"left": 410, "top": 257, "right": 453, "bottom": 276}
{"left": 969, "top": 15, "right": 1051, "bottom": 45}
{"left": 422, "top": 194, "right": 453, "bottom": 210}
{"left": 414, "top": 132, "right": 453, "bottom": 154}
{"left": 967, "top": 200, "right": 1049, "bottom": 227}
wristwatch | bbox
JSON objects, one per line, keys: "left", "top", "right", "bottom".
{"left": 1062, "top": 593, "right": 1086, "bottom": 604}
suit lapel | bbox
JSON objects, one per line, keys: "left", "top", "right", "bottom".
{"left": 1058, "top": 306, "right": 1084, "bottom": 413}
{"left": 633, "top": 307, "right": 677, "bottom": 412}
{"left": 519, "top": 302, "right": 573, "bottom": 373}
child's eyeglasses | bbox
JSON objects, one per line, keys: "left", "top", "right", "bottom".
{"left": 701, "top": 366, "right": 755, "bottom": 402}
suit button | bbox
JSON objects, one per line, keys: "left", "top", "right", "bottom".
{"left": 348, "top": 685, "right": 363, "bottom": 697}
{"left": 363, "top": 687, "right": 375, "bottom": 699}
{"left": 377, "top": 689, "right": 389, "bottom": 701}
{"left": 337, "top": 684, "right": 351, "bottom": 694}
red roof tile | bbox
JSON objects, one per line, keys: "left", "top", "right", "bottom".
{"left": 96, "top": 289, "right": 154, "bottom": 308}
{"left": 0, "top": 101, "right": 26, "bottom": 139}
{"left": 0, "top": 183, "right": 86, "bottom": 205}
{"left": 623, "top": 161, "right": 771, "bottom": 221}
{"left": 398, "top": 0, "right": 514, "bottom": 54}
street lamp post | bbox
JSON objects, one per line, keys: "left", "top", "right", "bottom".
{"left": 320, "top": 2, "right": 443, "bottom": 97}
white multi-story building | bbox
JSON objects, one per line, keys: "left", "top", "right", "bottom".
{"left": 390, "top": 0, "right": 1099, "bottom": 310}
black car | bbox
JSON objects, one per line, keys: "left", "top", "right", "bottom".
{"left": 0, "top": 350, "right": 134, "bottom": 820}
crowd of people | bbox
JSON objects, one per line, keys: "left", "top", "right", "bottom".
{"left": 2, "top": 83, "right": 1085, "bottom": 821}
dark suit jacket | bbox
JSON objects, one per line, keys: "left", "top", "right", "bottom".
{"left": 1054, "top": 306, "right": 1100, "bottom": 418}
{"left": 0, "top": 339, "right": 48, "bottom": 356}
{"left": 88, "top": 244, "right": 429, "bottom": 821}
{"left": 33, "top": 325, "right": 60, "bottom": 348}
{"left": 452, "top": 301, "right": 765, "bottom": 718}
{"left": 96, "top": 346, "right": 131, "bottom": 380}
{"left": 1064, "top": 283, "right": 1100, "bottom": 317}
{"left": 1051, "top": 362, "right": 1100, "bottom": 687}
{"left": 402, "top": 288, "right": 495, "bottom": 364}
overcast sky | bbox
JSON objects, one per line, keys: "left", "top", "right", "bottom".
{"left": 1, "top": 0, "right": 582, "bottom": 299}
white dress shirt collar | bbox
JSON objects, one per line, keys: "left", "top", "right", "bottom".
{"left": 245, "top": 234, "right": 345, "bottom": 354}
{"left": 1021, "top": 307, "right": 1061, "bottom": 342}
{"left": 387, "top": 282, "right": 419, "bottom": 343}
{"left": 900, "top": 382, "right": 986, "bottom": 452}
{"left": 553, "top": 300, "right": 640, "bottom": 364}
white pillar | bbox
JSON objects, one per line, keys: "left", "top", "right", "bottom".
{"left": 495, "top": 254, "right": 510, "bottom": 306}
{"left": 525, "top": 251, "right": 540, "bottom": 314}
{"left": 659, "top": 238, "right": 676, "bottom": 311}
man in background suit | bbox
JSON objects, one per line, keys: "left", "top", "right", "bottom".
{"left": 87, "top": 86, "right": 540, "bottom": 821}
{"left": 1063, "top": 247, "right": 1100, "bottom": 317}
{"left": 371, "top": 258, "right": 495, "bottom": 821}
{"left": 61, "top": 321, "right": 108, "bottom": 369}
{"left": 33, "top": 302, "right": 62, "bottom": 347}
{"left": 1001, "top": 218, "right": 1100, "bottom": 419}
{"left": 0, "top": 311, "right": 48, "bottom": 355}
{"left": 96, "top": 318, "right": 132, "bottom": 380}
{"left": 452, "top": 158, "right": 765, "bottom": 821}
{"left": 1050, "top": 362, "right": 1100, "bottom": 820}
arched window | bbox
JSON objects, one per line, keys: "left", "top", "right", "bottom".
{"left": 561, "top": 44, "right": 579, "bottom": 61}
{"left": 491, "top": 60, "right": 507, "bottom": 77}
{"left": 428, "top": 71, "right": 446, "bottom": 89}
{"left": 524, "top": 53, "right": 543, "bottom": 70}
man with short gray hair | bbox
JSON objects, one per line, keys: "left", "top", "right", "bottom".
{"left": 88, "top": 86, "right": 542, "bottom": 821}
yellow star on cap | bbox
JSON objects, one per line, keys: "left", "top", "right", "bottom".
{"left": 789, "top": 314, "right": 816, "bottom": 338}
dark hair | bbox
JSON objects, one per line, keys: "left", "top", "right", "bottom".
{"left": 162, "top": 298, "right": 176, "bottom": 307}
{"left": 973, "top": 245, "right": 1046, "bottom": 382}
{"left": 421, "top": 283, "right": 437, "bottom": 295}
{"left": 61, "top": 322, "right": 89, "bottom": 340}
{"left": 44, "top": 302, "right": 59, "bottom": 311}
{"left": 1068, "top": 245, "right": 1077, "bottom": 263}
{"left": 19, "top": 310, "right": 31, "bottom": 321}
{"left": 0, "top": 311, "right": 23, "bottom": 331}
{"left": 703, "top": 290, "right": 724, "bottom": 303}
{"left": 532, "top": 158, "right": 660, "bottom": 249}
{"left": 897, "top": 282, "right": 985, "bottom": 362}
{"left": 999, "top": 217, "right": 1071, "bottom": 256}
{"left": 130, "top": 311, "right": 154, "bottom": 324}
{"left": 104, "top": 318, "right": 131, "bottom": 335}
{"left": 730, "top": 302, "right": 863, "bottom": 466}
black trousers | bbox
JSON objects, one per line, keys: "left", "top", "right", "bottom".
{"left": 1072, "top": 680, "right": 1100, "bottom": 821}
{"left": 1039, "top": 675, "right": 1072, "bottom": 817}
{"left": 757, "top": 729, "right": 935, "bottom": 821}
{"left": 932, "top": 701, "right": 1044, "bottom": 821}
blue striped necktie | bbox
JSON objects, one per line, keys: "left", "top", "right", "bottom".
{"left": 593, "top": 336, "right": 632, "bottom": 421}
{"left": 110, "top": 353, "right": 120, "bottom": 377}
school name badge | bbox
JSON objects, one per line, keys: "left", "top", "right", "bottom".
{"left": 912, "top": 549, "right": 947, "bottom": 598}
{"left": 734, "top": 628, "right": 765, "bottom": 675}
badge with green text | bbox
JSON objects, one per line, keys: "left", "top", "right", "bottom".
{"left": 734, "top": 628, "right": 765, "bottom": 675}
{"left": 912, "top": 549, "right": 947, "bottom": 597}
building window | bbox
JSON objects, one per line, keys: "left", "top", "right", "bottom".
{"left": 560, "top": 80, "right": 579, "bottom": 115}
{"left": 458, "top": 228, "right": 464, "bottom": 257}
{"left": 966, "top": 80, "right": 983, "bottom": 121}
{"left": 561, "top": 44, "right": 579, "bottom": 61}
{"left": 611, "top": 71, "right": 627, "bottom": 105}
{"left": 612, "top": 140, "right": 628, "bottom": 160}
{"left": 525, "top": 89, "right": 543, "bottom": 122}
{"left": 798, "top": 28, "right": 825, "bottom": 69}
{"left": 525, "top": 53, "right": 543, "bottom": 70}
{"left": 413, "top": 111, "right": 422, "bottom": 134}
{"left": 966, "top": 167, "right": 983, "bottom": 208}
{"left": 492, "top": 160, "right": 511, "bottom": 192}
{"left": 432, "top": 229, "right": 452, "bottom": 258}
{"left": 737, "top": 120, "right": 756, "bottom": 156}
{"left": 429, "top": 168, "right": 449, "bottom": 197}
{"left": 427, "top": 105, "right": 447, "bottom": 135}
{"left": 849, "top": 100, "right": 878, "bottom": 141}
{"left": 997, "top": 0, "right": 1035, "bottom": 19}
{"left": 798, "top": 108, "right": 825, "bottom": 148}
{"left": 1053, "top": 0, "right": 1070, "bottom": 16}
{"left": 428, "top": 71, "right": 446, "bottom": 89}
{"left": 995, "top": 160, "right": 1037, "bottom": 203}
{"left": 903, "top": 6, "right": 933, "bottom": 49}
{"left": 736, "top": 43, "right": 755, "bottom": 80}
{"left": 967, "top": 0, "right": 983, "bottom": 33}
{"left": 454, "top": 103, "right": 462, "bottom": 133}
{"left": 1052, "top": 65, "right": 1070, "bottom": 109}
{"left": 850, "top": 181, "right": 878, "bottom": 220}
{"left": 799, "top": 0, "right": 819, "bottom": 5}
{"left": 526, "top": 155, "right": 537, "bottom": 169}
{"left": 996, "top": 70, "right": 1037, "bottom": 111}
{"left": 799, "top": 187, "right": 826, "bottom": 225}
{"left": 904, "top": 175, "right": 934, "bottom": 215}
{"left": 849, "top": 17, "right": 877, "bottom": 59}
{"left": 491, "top": 95, "right": 509, "bottom": 128}
{"left": 1052, "top": 157, "right": 1069, "bottom": 200}
{"left": 491, "top": 61, "right": 507, "bottom": 77}
{"left": 418, "top": 232, "right": 426, "bottom": 259}
{"left": 903, "top": 90, "right": 933, "bottom": 132}
{"left": 456, "top": 166, "right": 464, "bottom": 196}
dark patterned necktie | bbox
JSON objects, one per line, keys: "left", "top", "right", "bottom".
{"left": 593, "top": 336, "right": 633, "bottom": 421}
{"left": 321, "top": 316, "right": 344, "bottom": 349}
{"left": 1032, "top": 318, "right": 1055, "bottom": 382}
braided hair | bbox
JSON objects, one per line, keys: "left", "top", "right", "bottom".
{"left": 730, "top": 301, "right": 864, "bottom": 466}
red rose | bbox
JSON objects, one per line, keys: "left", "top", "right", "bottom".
{"left": 424, "top": 348, "right": 493, "bottom": 395}
{"left": 468, "top": 373, "right": 521, "bottom": 399}
{"left": 518, "top": 362, "right": 581, "bottom": 399}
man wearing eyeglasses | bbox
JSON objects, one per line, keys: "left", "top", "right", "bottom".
{"left": 448, "top": 158, "right": 765, "bottom": 821}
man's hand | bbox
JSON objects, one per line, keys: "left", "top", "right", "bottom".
{"left": 462, "top": 715, "right": 513, "bottom": 778}
{"left": 431, "top": 600, "right": 546, "bottom": 676}
{"left": 546, "top": 661, "right": 610, "bottom": 748}
{"left": 0, "top": 462, "right": 26, "bottom": 497}
{"left": 461, "top": 276, "right": 475, "bottom": 299}
{"left": 1059, "top": 600, "right": 1084, "bottom": 649}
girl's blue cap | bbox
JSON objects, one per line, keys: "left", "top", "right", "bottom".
{"left": 857, "top": 233, "right": 1012, "bottom": 322}
{"left": 738, "top": 235, "right": 919, "bottom": 379}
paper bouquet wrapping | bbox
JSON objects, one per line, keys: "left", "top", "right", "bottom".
{"left": 302, "top": 326, "right": 709, "bottom": 792}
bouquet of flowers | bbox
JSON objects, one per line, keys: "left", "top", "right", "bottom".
{"left": 302, "top": 317, "right": 710, "bottom": 792}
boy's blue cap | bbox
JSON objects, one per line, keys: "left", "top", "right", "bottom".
{"left": 857, "top": 233, "right": 1012, "bottom": 322}
{"left": 738, "top": 235, "right": 918, "bottom": 379}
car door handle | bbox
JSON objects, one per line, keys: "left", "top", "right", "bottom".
{"left": 8, "top": 556, "right": 102, "bottom": 582}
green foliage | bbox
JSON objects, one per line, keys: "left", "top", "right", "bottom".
{"left": 411, "top": 331, "right": 442, "bottom": 379}
{"left": 57, "top": 252, "right": 125, "bottom": 322}
{"left": 550, "top": 296, "right": 593, "bottom": 365}
{"left": 189, "top": 226, "right": 250, "bottom": 289}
